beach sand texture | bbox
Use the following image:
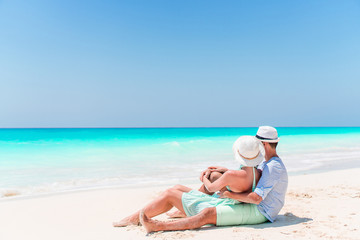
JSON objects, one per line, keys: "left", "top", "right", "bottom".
{"left": 0, "top": 168, "right": 359, "bottom": 240}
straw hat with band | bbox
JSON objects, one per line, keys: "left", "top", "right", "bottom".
{"left": 232, "top": 136, "right": 265, "bottom": 167}
{"left": 255, "top": 126, "right": 280, "bottom": 143}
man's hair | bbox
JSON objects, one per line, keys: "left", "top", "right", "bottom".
{"left": 269, "top": 142, "right": 278, "bottom": 149}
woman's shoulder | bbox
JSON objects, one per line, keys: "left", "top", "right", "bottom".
{"left": 224, "top": 169, "right": 247, "bottom": 178}
{"left": 224, "top": 169, "right": 252, "bottom": 192}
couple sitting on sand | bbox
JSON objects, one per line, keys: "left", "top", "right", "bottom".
{"left": 114, "top": 126, "right": 288, "bottom": 233}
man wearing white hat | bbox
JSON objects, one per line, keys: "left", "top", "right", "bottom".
{"left": 220, "top": 126, "right": 288, "bottom": 223}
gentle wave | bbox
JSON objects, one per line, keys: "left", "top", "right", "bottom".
{"left": 1, "top": 127, "right": 360, "bottom": 199}
{"left": 2, "top": 149, "right": 360, "bottom": 199}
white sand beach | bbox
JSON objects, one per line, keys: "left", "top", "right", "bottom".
{"left": 1, "top": 168, "right": 359, "bottom": 240}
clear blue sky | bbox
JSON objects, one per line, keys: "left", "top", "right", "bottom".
{"left": 0, "top": 0, "right": 359, "bottom": 127}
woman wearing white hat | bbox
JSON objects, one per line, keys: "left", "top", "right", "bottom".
{"left": 198, "top": 135, "right": 264, "bottom": 195}
{"left": 114, "top": 136, "right": 268, "bottom": 232}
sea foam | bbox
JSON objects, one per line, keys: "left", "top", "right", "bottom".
{"left": 1, "top": 127, "right": 360, "bottom": 199}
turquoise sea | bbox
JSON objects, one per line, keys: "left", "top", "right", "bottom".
{"left": 1, "top": 127, "right": 360, "bottom": 198}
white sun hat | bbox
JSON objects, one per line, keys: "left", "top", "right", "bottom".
{"left": 232, "top": 136, "right": 265, "bottom": 167}
{"left": 255, "top": 126, "right": 280, "bottom": 143}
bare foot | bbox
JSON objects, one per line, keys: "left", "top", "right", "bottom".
{"left": 166, "top": 210, "right": 186, "bottom": 218}
{"left": 113, "top": 215, "right": 139, "bottom": 227}
{"left": 139, "top": 210, "right": 159, "bottom": 234}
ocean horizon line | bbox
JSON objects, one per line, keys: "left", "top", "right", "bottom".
{"left": 0, "top": 126, "right": 359, "bottom": 130}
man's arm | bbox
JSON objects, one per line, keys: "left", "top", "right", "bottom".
{"left": 221, "top": 190, "right": 263, "bottom": 205}
{"left": 224, "top": 162, "right": 282, "bottom": 205}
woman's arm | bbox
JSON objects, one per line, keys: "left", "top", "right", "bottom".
{"left": 202, "top": 170, "right": 244, "bottom": 193}
{"left": 199, "top": 166, "right": 229, "bottom": 182}
{"left": 207, "top": 166, "right": 228, "bottom": 173}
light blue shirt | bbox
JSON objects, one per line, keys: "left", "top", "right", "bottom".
{"left": 254, "top": 157, "right": 288, "bottom": 222}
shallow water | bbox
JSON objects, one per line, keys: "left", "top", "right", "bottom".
{"left": 1, "top": 127, "right": 360, "bottom": 198}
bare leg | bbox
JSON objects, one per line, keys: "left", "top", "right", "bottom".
{"left": 113, "top": 186, "right": 186, "bottom": 227}
{"left": 172, "top": 184, "right": 192, "bottom": 193}
{"left": 166, "top": 210, "right": 187, "bottom": 218}
{"left": 166, "top": 185, "right": 192, "bottom": 218}
{"left": 113, "top": 210, "right": 141, "bottom": 227}
{"left": 140, "top": 207, "right": 217, "bottom": 233}
{"left": 168, "top": 172, "right": 224, "bottom": 219}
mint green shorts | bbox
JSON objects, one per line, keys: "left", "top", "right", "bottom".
{"left": 182, "top": 190, "right": 268, "bottom": 226}
{"left": 182, "top": 190, "right": 239, "bottom": 217}
{"left": 216, "top": 203, "right": 268, "bottom": 226}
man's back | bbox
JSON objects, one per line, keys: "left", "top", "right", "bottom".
{"left": 254, "top": 157, "right": 288, "bottom": 222}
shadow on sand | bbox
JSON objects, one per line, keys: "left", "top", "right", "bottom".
{"left": 248, "top": 212, "right": 313, "bottom": 229}
{"left": 198, "top": 212, "right": 312, "bottom": 232}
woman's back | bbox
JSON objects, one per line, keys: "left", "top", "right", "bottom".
{"left": 222, "top": 167, "right": 261, "bottom": 193}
